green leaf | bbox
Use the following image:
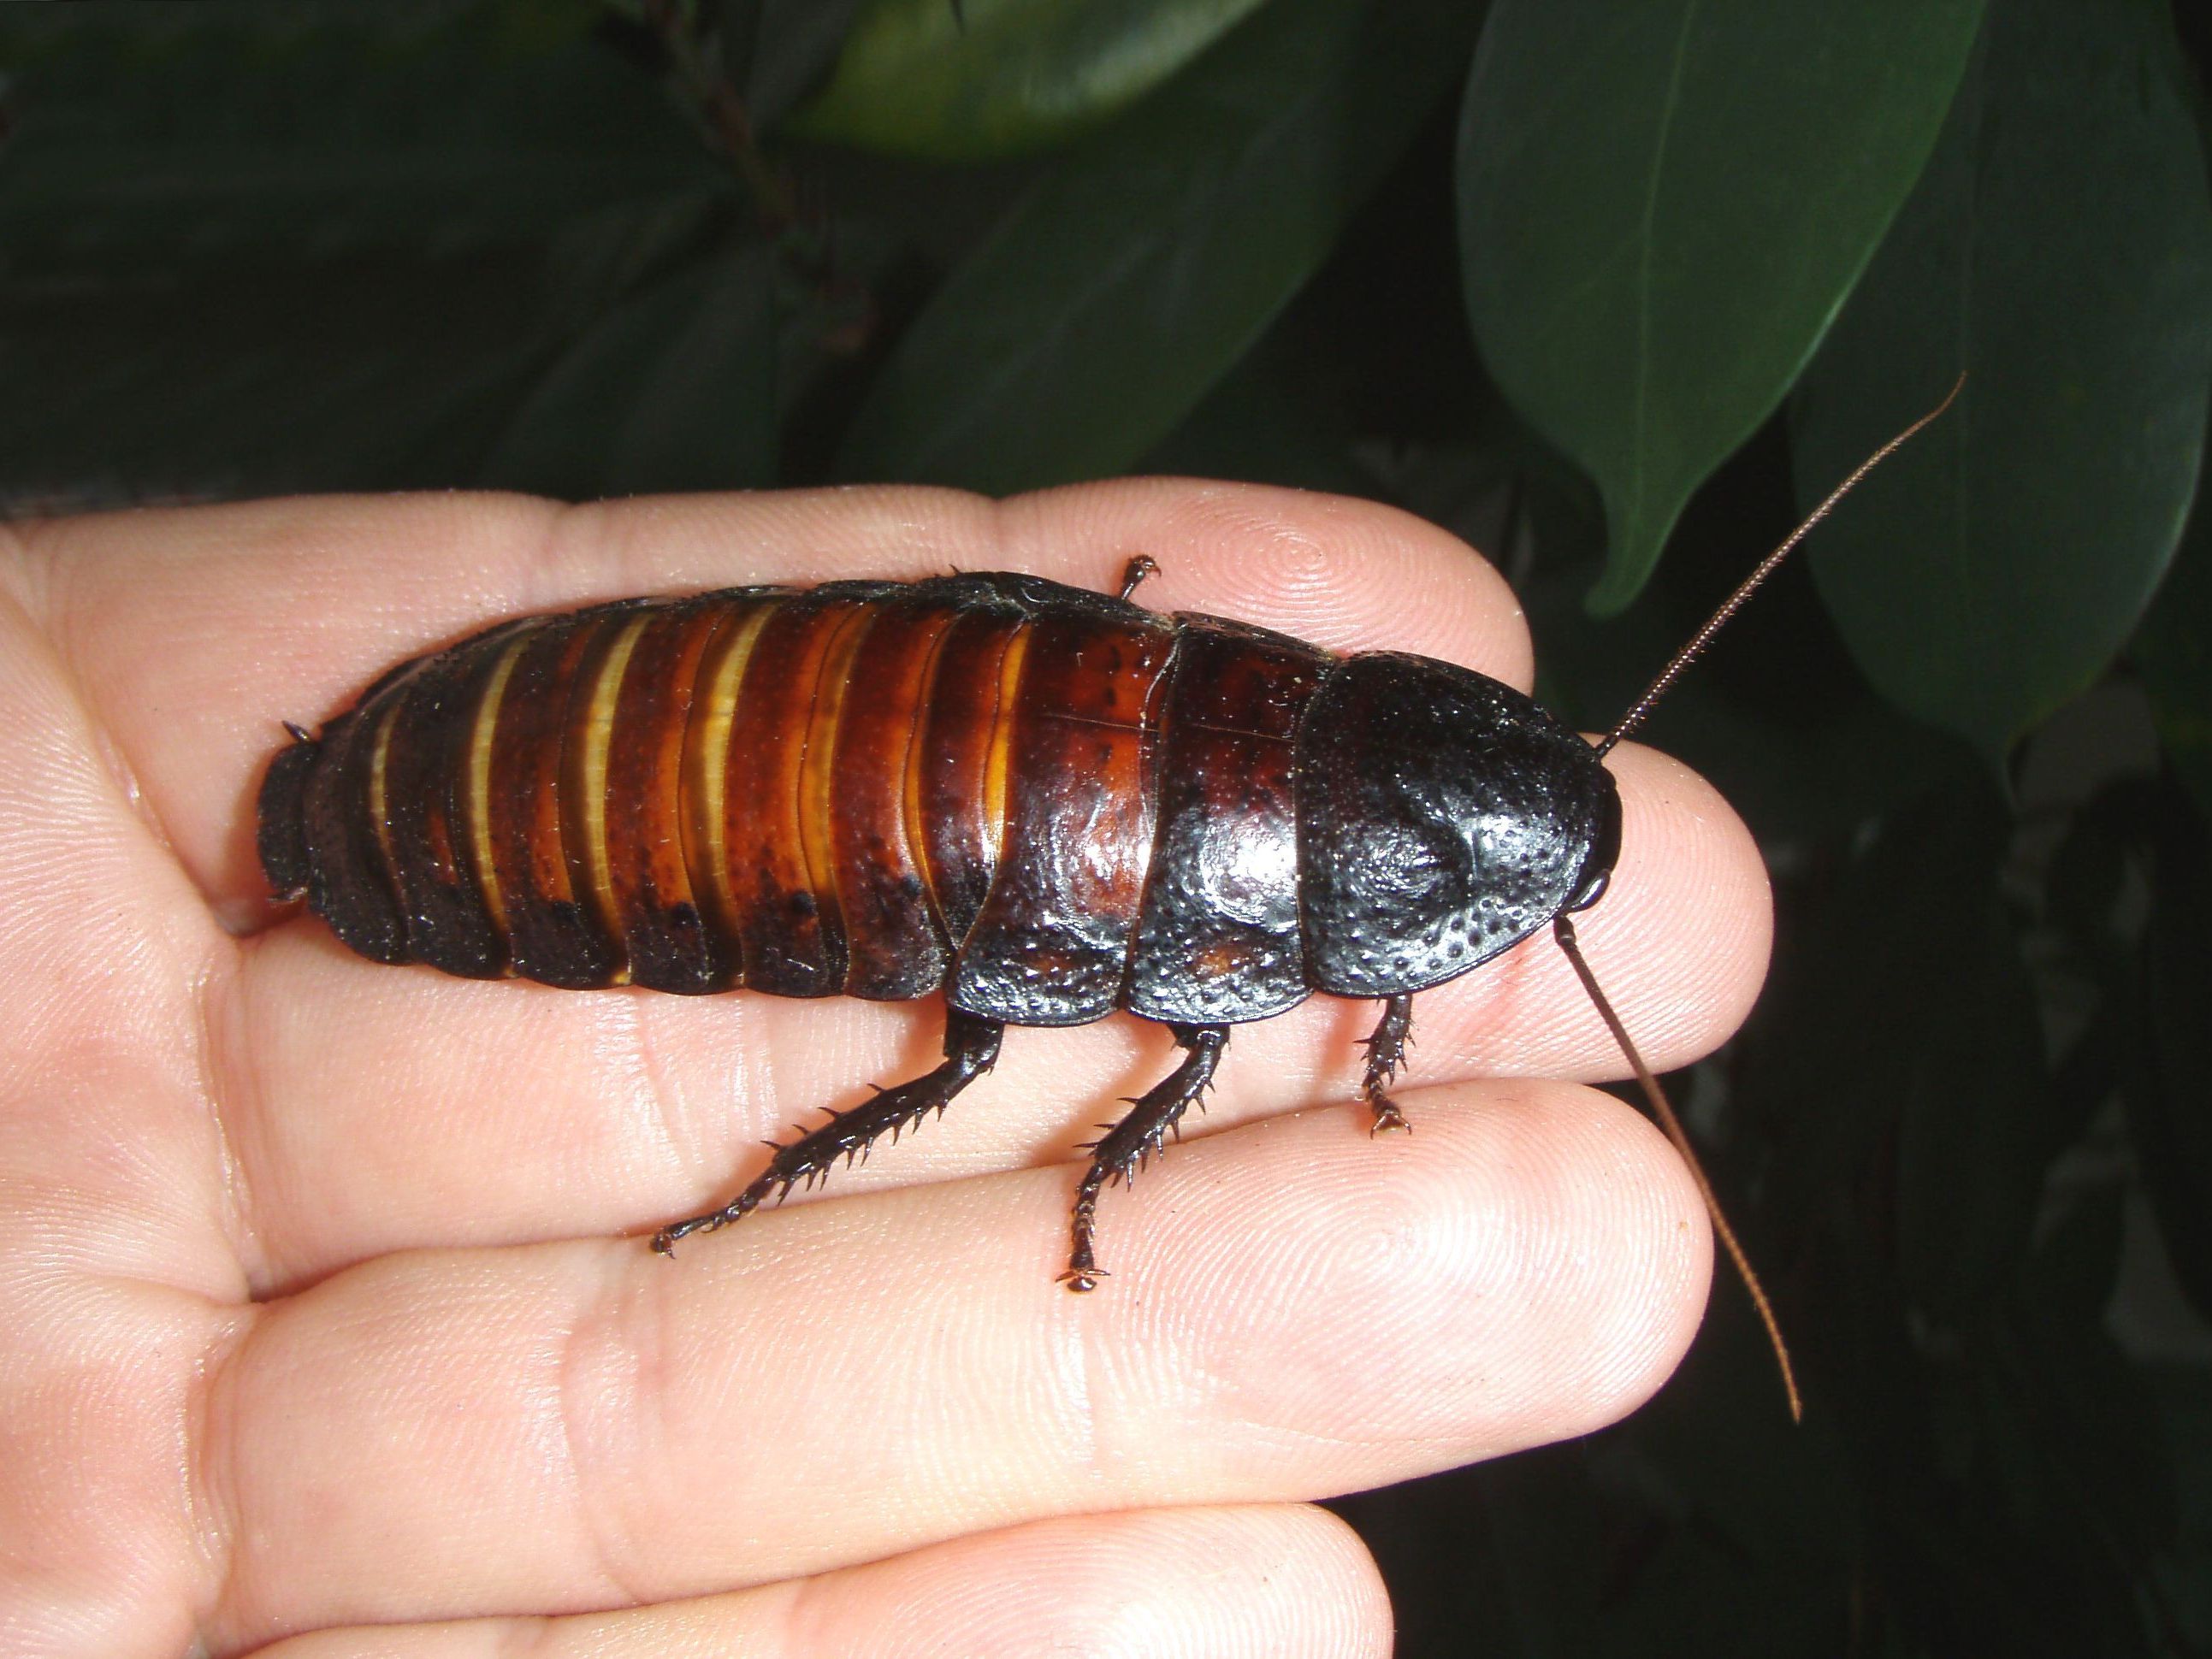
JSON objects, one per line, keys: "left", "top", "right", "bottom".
{"left": 1790, "top": 0, "right": 2212, "bottom": 765}
{"left": 0, "top": 1, "right": 724, "bottom": 275}
{"left": 1139, "top": 321, "right": 1371, "bottom": 496}
{"left": 718, "top": 0, "right": 866, "bottom": 129}
{"left": 837, "top": 0, "right": 1478, "bottom": 492}
{"left": 1517, "top": 423, "right": 1968, "bottom": 847}
{"left": 479, "top": 239, "right": 779, "bottom": 497}
{"left": 0, "top": 0, "right": 743, "bottom": 501}
{"left": 789, "top": 0, "right": 1275, "bottom": 161}
{"left": 0, "top": 247, "right": 558, "bottom": 502}
{"left": 1457, "top": 0, "right": 1984, "bottom": 614}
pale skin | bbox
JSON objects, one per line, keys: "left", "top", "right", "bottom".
{"left": 0, "top": 481, "right": 1769, "bottom": 1657}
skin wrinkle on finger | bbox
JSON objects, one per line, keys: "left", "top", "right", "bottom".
{"left": 555, "top": 1259, "right": 659, "bottom": 1615}
{"left": 0, "top": 624, "right": 245, "bottom": 1302}
{"left": 192, "top": 1304, "right": 257, "bottom": 1659}
{"left": 245, "top": 1505, "right": 1390, "bottom": 1659}
{"left": 608, "top": 984, "right": 690, "bottom": 1222}
{"left": 24, "top": 496, "right": 562, "bottom": 931}
{"left": 0, "top": 1277, "right": 240, "bottom": 1657}
{"left": 1, "top": 558, "right": 183, "bottom": 947}
{"left": 198, "top": 1085, "right": 1705, "bottom": 1644}
{"left": 0, "top": 565, "right": 266, "bottom": 1652}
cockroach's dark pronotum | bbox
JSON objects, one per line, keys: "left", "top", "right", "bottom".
{"left": 257, "top": 386, "right": 1959, "bottom": 1420}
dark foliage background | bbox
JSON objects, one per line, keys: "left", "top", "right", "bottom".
{"left": 7, "top": 1, "right": 2211, "bottom": 1650}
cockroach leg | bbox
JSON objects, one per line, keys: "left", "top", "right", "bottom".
{"left": 1061, "top": 1022, "right": 1227, "bottom": 1291}
{"left": 652, "top": 1008, "right": 1003, "bottom": 1255}
{"left": 1117, "top": 554, "right": 1162, "bottom": 602}
{"left": 1359, "top": 993, "right": 1415, "bottom": 1134}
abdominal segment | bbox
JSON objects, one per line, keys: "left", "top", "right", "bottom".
{"left": 267, "top": 573, "right": 1342, "bottom": 1023}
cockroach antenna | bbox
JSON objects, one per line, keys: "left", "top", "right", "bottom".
{"left": 1559, "top": 374, "right": 1964, "bottom": 1425}
{"left": 1599, "top": 375, "right": 1967, "bottom": 760}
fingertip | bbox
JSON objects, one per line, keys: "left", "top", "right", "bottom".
{"left": 810, "top": 1505, "right": 1394, "bottom": 1659}
{"left": 1413, "top": 737, "right": 1771, "bottom": 1083}
{"left": 1594, "top": 741, "right": 1773, "bottom": 1064}
{"left": 1084, "top": 1079, "right": 1712, "bottom": 1479}
{"left": 1270, "top": 1503, "right": 1398, "bottom": 1659}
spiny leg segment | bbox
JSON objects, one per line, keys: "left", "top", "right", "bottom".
{"left": 1060, "top": 1022, "right": 1228, "bottom": 1291}
{"left": 651, "top": 1008, "right": 1004, "bottom": 1255}
{"left": 1360, "top": 993, "right": 1415, "bottom": 1133}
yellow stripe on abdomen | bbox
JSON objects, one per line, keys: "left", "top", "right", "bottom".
{"left": 576, "top": 613, "right": 652, "bottom": 956}
{"left": 464, "top": 634, "right": 530, "bottom": 936}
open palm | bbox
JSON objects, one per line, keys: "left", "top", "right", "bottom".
{"left": 0, "top": 481, "right": 1766, "bottom": 1656}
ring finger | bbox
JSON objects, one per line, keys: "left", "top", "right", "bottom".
{"left": 199, "top": 1078, "right": 1708, "bottom": 1648}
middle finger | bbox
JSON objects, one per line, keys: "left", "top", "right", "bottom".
{"left": 200, "top": 1077, "right": 1710, "bottom": 1648}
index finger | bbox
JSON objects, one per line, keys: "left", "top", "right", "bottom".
{"left": 21, "top": 480, "right": 1532, "bottom": 924}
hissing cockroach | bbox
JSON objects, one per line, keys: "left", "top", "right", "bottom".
{"left": 257, "top": 387, "right": 1961, "bottom": 1420}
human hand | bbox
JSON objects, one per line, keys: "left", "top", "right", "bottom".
{"left": 0, "top": 481, "right": 1766, "bottom": 1656}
